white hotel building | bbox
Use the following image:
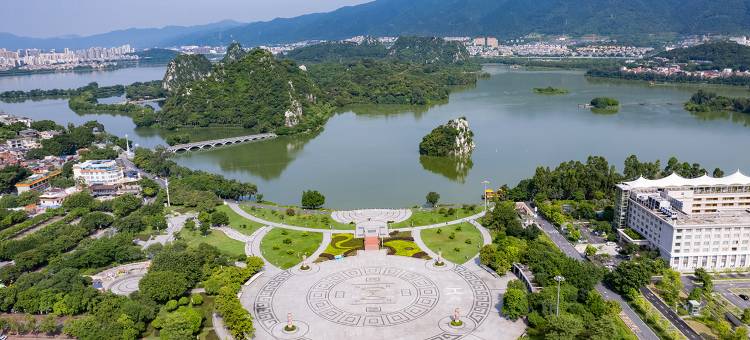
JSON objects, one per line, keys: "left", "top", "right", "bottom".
{"left": 73, "top": 160, "right": 124, "bottom": 186}
{"left": 614, "top": 171, "right": 750, "bottom": 272}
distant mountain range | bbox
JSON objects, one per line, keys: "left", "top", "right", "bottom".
{"left": 0, "top": 21, "right": 242, "bottom": 50}
{"left": 3, "top": 0, "right": 750, "bottom": 50}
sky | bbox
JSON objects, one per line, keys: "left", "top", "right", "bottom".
{"left": 0, "top": 0, "right": 372, "bottom": 38}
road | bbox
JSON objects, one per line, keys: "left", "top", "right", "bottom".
{"left": 118, "top": 154, "right": 166, "bottom": 188}
{"left": 523, "top": 202, "right": 659, "bottom": 340}
{"left": 640, "top": 286, "right": 701, "bottom": 340}
{"left": 683, "top": 273, "right": 750, "bottom": 310}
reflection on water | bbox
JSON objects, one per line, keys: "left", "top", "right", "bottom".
{"left": 174, "top": 132, "right": 317, "bottom": 181}
{"left": 690, "top": 110, "right": 750, "bottom": 127}
{"left": 419, "top": 155, "right": 474, "bottom": 183}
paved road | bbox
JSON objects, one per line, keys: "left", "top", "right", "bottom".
{"left": 640, "top": 286, "right": 701, "bottom": 340}
{"left": 523, "top": 202, "right": 659, "bottom": 340}
{"left": 118, "top": 154, "right": 166, "bottom": 188}
{"left": 683, "top": 274, "right": 750, "bottom": 310}
{"left": 137, "top": 213, "right": 195, "bottom": 249}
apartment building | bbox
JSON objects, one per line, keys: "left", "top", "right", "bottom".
{"left": 615, "top": 171, "right": 750, "bottom": 272}
{"left": 73, "top": 159, "right": 124, "bottom": 186}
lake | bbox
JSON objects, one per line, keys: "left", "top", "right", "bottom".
{"left": 2, "top": 65, "right": 750, "bottom": 208}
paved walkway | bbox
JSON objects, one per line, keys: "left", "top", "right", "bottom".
{"left": 137, "top": 212, "right": 196, "bottom": 249}
{"left": 309, "top": 232, "right": 332, "bottom": 262}
{"left": 212, "top": 313, "right": 233, "bottom": 340}
{"left": 227, "top": 201, "right": 487, "bottom": 234}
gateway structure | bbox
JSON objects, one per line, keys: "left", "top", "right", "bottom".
{"left": 615, "top": 171, "right": 750, "bottom": 271}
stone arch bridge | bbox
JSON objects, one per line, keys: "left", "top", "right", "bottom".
{"left": 168, "top": 133, "right": 277, "bottom": 153}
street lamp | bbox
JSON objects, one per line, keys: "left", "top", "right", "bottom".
{"left": 482, "top": 180, "right": 490, "bottom": 211}
{"left": 554, "top": 275, "right": 565, "bottom": 316}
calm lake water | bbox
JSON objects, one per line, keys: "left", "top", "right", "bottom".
{"left": 2, "top": 65, "right": 750, "bottom": 208}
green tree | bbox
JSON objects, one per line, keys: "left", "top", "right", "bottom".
{"left": 425, "top": 191, "right": 440, "bottom": 206}
{"left": 39, "top": 315, "right": 57, "bottom": 334}
{"left": 502, "top": 282, "right": 529, "bottom": 320}
{"left": 301, "top": 190, "right": 325, "bottom": 209}
{"left": 657, "top": 269, "right": 683, "bottom": 307}
{"left": 584, "top": 244, "right": 597, "bottom": 257}
{"left": 139, "top": 270, "right": 189, "bottom": 303}
{"left": 112, "top": 194, "right": 142, "bottom": 217}
{"left": 155, "top": 306, "right": 202, "bottom": 340}
{"left": 694, "top": 267, "right": 713, "bottom": 293}
{"left": 211, "top": 211, "right": 229, "bottom": 226}
{"left": 543, "top": 314, "right": 583, "bottom": 339}
{"left": 62, "top": 191, "right": 95, "bottom": 210}
{"left": 742, "top": 308, "right": 750, "bottom": 324}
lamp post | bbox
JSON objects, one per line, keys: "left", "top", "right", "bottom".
{"left": 482, "top": 180, "right": 490, "bottom": 211}
{"left": 164, "top": 177, "right": 171, "bottom": 207}
{"left": 554, "top": 275, "right": 565, "bottom": 316}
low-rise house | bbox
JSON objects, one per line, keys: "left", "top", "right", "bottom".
{"left": 39, "top": 130, "right": 61, "bottom": 140}
{"left": 6, "top": 138, "right": 40, "bottom": 150}
{"left": 39, "top": 187, "right": 79, "bottom": 209}
{"left": 15, "top": 170, "right": 61, "bottom": 193}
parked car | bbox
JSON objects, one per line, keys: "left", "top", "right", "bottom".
{"left": 739, "top": 294, "right": 749, "bottom": 301}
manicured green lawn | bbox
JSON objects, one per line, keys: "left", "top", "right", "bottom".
{"left": 420, "top": 222, "right": 483, "bottom": 264}
{"left": 178, "top": 228, "right": 246, "bottom": 259}
{"left": 215, "top": 204, "right": 264, "bottom": 235}
{"left": 260, "top": 228, "right": 323, "bottom": 269}
{"left": 240, "top": 205, "right": 353, "bottom": 230}
{"left": 390, "top": 206, "right": 481, "bottom": 228}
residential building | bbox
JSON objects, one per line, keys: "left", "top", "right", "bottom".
{"left": 73, "top": 160, "right": 124, "bottom": 186}
{"left": 39, "top": 187, "right": 79, "bottom": 208}
{"left": 15, "top": 170, "right": 61, "bottom": 193}
{"left": 5, "top": 138, "right": 39, "bottom": 150}
{"left": 615, "top": 171, "right": 750, "bottom": 272}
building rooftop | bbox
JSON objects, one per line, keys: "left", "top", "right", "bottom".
{"left": 618, "top": 170, "right": 750, "bottom": 190}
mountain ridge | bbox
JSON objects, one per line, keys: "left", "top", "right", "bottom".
{"left": 3, "top": 0, "right": 750, "bottom": 50}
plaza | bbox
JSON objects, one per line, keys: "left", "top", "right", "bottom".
{"left": 240, "top": 250, "right": 525, "bottom": 340}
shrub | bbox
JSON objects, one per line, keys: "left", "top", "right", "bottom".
{"left": 286, "top": 208, "right": 295, "bottom": 216}
{"left": 178, "top": 296, "right": 190, "bottom": 306}
{"left": 448, "top": 233, "right": 456, "bottom": 240}
{"left": 453, "top": 247, "right": 460, "bottom": 252}
{"left": 465, "top": 239, "right": 472, "bottom": 245}
{"left": 190, "top": 294, "right": 203, "bottom": 305}
{"left": 283, "top": 238, "right": 292, "bottom": 245}
{"left": 436, "top": 229, "right": 442, "bottom": 234}
{"left": 165, "top": 300, "right": 178, "bottom": 311}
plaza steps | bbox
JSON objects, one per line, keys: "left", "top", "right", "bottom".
{"left": 364, "top": 236, "right": 380, "bottom": 251}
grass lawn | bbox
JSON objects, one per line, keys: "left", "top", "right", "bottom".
{"left": 215, "top": 204, "right": 264, "bottom": 235}
{"left": 178, "top": 228, "right": 246, "bottom": 259}
{"left": 260, "top": 228, "right": 323, "bottom": 269}
{"left": 241, "top": 205, "right": 354, "bottom": 230}
{"left": 390, "top": 206, "right": 481, "bottom": 228}
{"left": 420, "top": 222, "right": 483, "bottom": 264}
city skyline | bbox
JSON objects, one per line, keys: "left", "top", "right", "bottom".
{"left": 0, "top": 0, "right": 371, "bottom": 38}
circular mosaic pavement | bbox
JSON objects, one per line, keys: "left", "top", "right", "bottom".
{"left": 306, "top": 267, "right": 439, "bottom": 327}
{"left": 241, "top": 252, "right": 531, "bottom": 340}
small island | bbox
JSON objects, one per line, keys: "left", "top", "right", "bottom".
{"left": 533, "top": 86, "right": 569, "bottom": 95}
{"left": 590, "top": 97, "right": 620, "bottom": 114}
{"left": 419, "top": 117, "right": 475, "bottom": 157}
{"left": 684, "top": 90, "right": 750, "bottom": 114}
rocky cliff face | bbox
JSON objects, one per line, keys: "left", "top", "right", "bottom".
{"left": 419, "top": 117, "right": 475, "bottom": 157}
{"left": 446, "top": 117, "right": 475, "bottom": 156}
{"left": 162, "top": 54, "right": 212, "bottom": 92}
{"left": 222, "top": 42, "right": 248, "bottom": 64}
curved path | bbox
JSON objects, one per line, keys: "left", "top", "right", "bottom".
{"left": 309, "top": 232, "right": 332, "bottom": 263}
{"left": 227, "top": 201, "right": 486, "bottom": 233}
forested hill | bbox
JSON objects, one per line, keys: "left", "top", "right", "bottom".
{"left": 179, "top": 0, "right": 750, "bottom": 46}
{"left": 657, "top": 41, "right": 750, "bottom": 71}
{"left": 158, "top": 49, "right": 326, "bottom": 133}
{"left": 285, "top": 36, "right": 468, "bottom": 65}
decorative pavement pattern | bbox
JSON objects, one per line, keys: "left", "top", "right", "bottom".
{"left": 242, "top": 251, "right": 525, "bottom": 340}
{"left": 331, "top": 209, "right": 412, "bottom": 224}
